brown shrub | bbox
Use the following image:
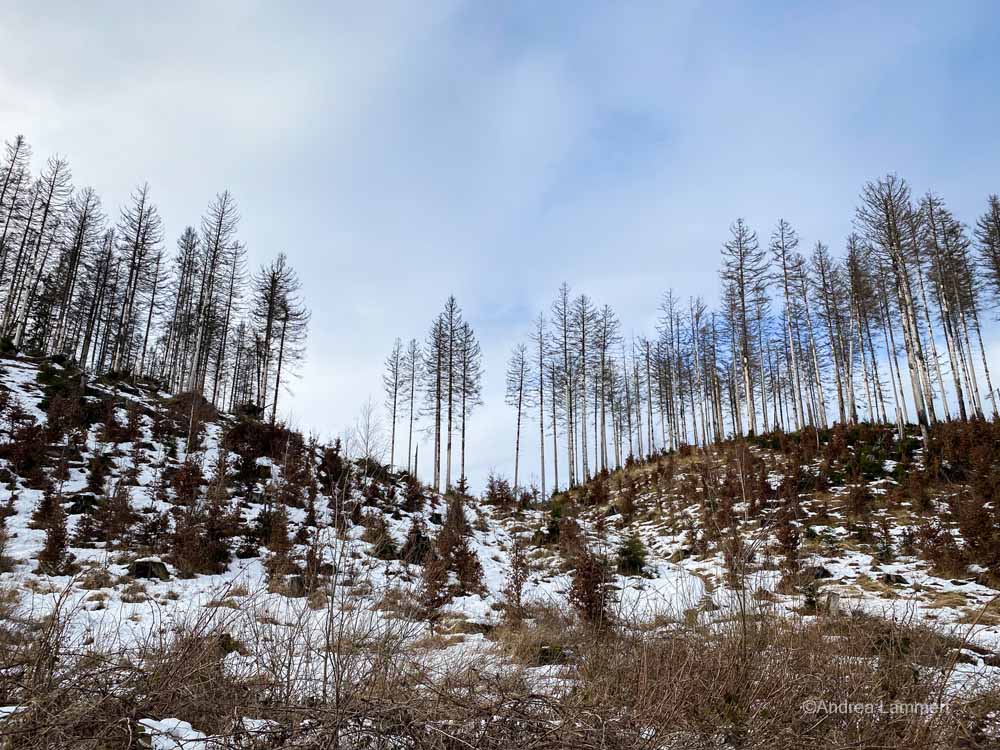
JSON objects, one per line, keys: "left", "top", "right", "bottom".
{"left": 502, "top": 538, "right": 529, "bottom": 622}
{"left": 568, "top": 549, "right": 613, "bottom": 629}
{"left": 400, "top": 517, "right": 431, "bottom": 565}
{"left": 360, "top": 511, "right": 398, "bottom": 560}
{"left": 37, "top": 500, "right": 73, "bottom": 575}
{"left": 169, "top": 459, "right": 204, "bottom": 506}
{"left": 95, "top": 481, "right": 138, "bottom": 548}
{"left": 915, "top": 521, "right": 967, "bottom": 578}
{"left": 484, "top": 472, "right": 515, "bottom": 508}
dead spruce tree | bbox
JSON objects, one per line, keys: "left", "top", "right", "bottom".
{"left": 401, "top": 338, "right": 422, "bottom": 474}
{"left": 856, "top": 175, "right": 934, "bottom": 441}
{"left": 0, "top": 132, "right": 313, "bottom": 423}
{"left": 384, "top": 337, "right": 404, "bottom": 469}
{"left": 416, "top": 297, "right": 479, "bottom": 491}
{"left": 456, "top": 320, "right": 483, "bottom": 487}
{"left": 529, "top": 312, "right": 548, "bottom": 497}
{"left": 251, "top": 252, "right": 310, "bottom": 423}
{"left": 506, "top": 342, "right": 529, "bottom": 492}
{"left": 423, "top": 312, "right": 446, "bottom": 492}
{"left": 720, "top": 219, "right": 767, "bottom": 436}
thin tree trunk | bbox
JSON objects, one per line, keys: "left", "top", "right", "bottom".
{"left": 270, "top": 313, "right": 288, "bottom": 424}
{"left": 550, "top": 364, "right": 559, "bottom": 492}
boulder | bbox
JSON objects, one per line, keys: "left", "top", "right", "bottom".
{"left": 284, "top": 574, "right": 307, "bottom": 598}
{"left": 317, "top": 562, "right": 335, "bottom": 577}
{"left": 823, "top": 591, "right": 841, "bottom": 616}
{"left": 668, "top": 548, "right": 692, "bottom": 563}
{"left": 802, "top": 564, "right": 833, "bottom": 580}
{"left": 68, "top": 493, "right": 99, "bottom": 514}
{"left": 536, "top": 643, "right": 570, "bottom": 666}
{"left": 129, "top": 558, "right": 170, "bottom": 581}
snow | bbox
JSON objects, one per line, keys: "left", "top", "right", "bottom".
{"left": 139, "top": 718, "right": 208, "bottom": 749}
{"left": 0, "top": 358, "right": 50, "bottom": 424}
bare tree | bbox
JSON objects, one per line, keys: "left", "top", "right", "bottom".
{"left": 551, "top": 284, "right": 576, "bottom": 486}
{"left": 400, "top": 338, "right": 422, "bottom": 474}
{"left": 384, "top": 338, "right": 404, "bottom": 469}
{"left": 856, "top": 175, "right": 933, "bottom": 440}
{"left": 189, "top": 191, "right": 239, "bottom": 392}
{"left": 423, "top": 313, "right": 446, "bottom": 493}
{"left": 441, "top": 297, "right": 462, "bottom": 491}
{"left": 770, "top": 219, "right": 807, "bottom": 430}
{"left": 506, "top": 342, "right": 529, "bottom": 493}
{"left": 529, "top": 313, "right": 547, "bottom": 498}
{"left": 720, "top": 219, "right": 767, "bottom": 435}
{"left": 456, "top": 320, "right": 482, "bottom": 487}
{"left": 976, "top": 195, "right": 1000, "bottom": 307}
{"left": 11, "top": 155, "right": 73, "bottom": 348}
{"left": 251, "top": 253, "right": 310, "bottom": 423}
{"left": 593, "top": 306, "right": 620, "bottom": 473}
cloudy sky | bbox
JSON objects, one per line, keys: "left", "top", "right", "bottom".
{"left": 2, "top": 1, "right": 999, "bottom": 489}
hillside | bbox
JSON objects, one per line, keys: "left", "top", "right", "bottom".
{"left": 0, "top": 354, "right": 998, "bottom": 748}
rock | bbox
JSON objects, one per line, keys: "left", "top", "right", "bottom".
{"left": 285, "top": 574, "right": 306, "bottom": 597}
{"left": 129, "top": 558, "right": 170, "bottom": 581}
{"left": 803, "top": 565, "right": 833, "bottom": 580}
{"left": 881, "top": 572, "right": 908, "bottom": 585}
{"left": 823, "top": 592, "right": 841, "bottom": 616}
{"left": 68, "top": 493, "right": 99, "bottom": 514}
{"left": 668, "top": 548, "right": 692, "bottom": 563}
{"left": 537, "top": 643, "right": 570, "bottom": 666}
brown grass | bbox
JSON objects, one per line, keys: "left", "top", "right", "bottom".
{"left": 927, "top": 590, "right": 970, "bottom": 609}
{"left": 0, "top": 581, "right": 996, "bottom": 749}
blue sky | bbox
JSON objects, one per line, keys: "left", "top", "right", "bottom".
{"left": 2, "top": 1, "right": 999, "bottom": 488}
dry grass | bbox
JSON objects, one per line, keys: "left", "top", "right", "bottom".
{"left": 204, "top": 597, "right": 240, "bottom": 609}
{"left": 856, "top": 574, "right": 900, "bottom": 598}
{"left": 927, "top": 590, "right": 970, "bottom": 609}
{"left": 75, "top": 565, "right": 113, "bottom": 590}
{"left": 119, "top": 580, "right": 147, "bottom": 603}
{"left": 957, "top": 597, "right": 1000, "bottom": 627}
{"left": 489, "top": 602, "right": 579, "bottom": 667}
{"left": 0, "top": 580, "right": 996, "bottom": 749}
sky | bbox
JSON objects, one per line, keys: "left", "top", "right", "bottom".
{"left": 2, "top": 1, "right": 999, "bottom": 491}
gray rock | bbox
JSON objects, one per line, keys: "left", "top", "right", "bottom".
{"left": 129, "top": 558, "right": 170, "bottom": 581}
{"left": 803, "top": 564, "right": 833, "bottom": 580}
{"left": 823, "top": 591, "right": 841, "bottom": 616}
{"left": 285, "top": 574, "right": 307, "bottom": 597}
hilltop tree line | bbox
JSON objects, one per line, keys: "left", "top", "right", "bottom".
{"left": 383, "top": 296, "right": 483, "bottom": 494}
{"left": 496, "top": 175, "right": 1000, "bottom": 494}
{"left": 0, "top": 134, "right": 309, "bottom": 418}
